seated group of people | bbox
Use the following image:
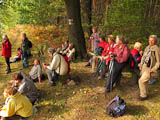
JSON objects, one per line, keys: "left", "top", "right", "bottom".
{"left": 0, "top": 40, "right": 75, "bottom": 119}
{"left": 86, "top": 27, "right": 160, "bottom": 101}
{"left": 0, "top": 71, "right": 38, "bottom": 120}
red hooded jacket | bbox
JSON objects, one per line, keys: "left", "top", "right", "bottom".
{"left": 1, "top": 40, "right": 12, "bottom": 58}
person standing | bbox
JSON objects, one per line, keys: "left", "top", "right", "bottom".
{"left": 21, "top": 33, "right": 29, "bottom": 68}
{"left": 138, "top": 35, "right": 160, "bottom": 101}
{"left": 1, "top": 34, "right": 12, "bottom": 74}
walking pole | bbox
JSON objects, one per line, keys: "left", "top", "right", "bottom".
{"left": 93, "top": 60, "right": 103, "bottom": 77}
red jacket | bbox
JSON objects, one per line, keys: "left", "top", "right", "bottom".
{"left": 18, "top": 50, "right": 22, "bottom": 58}
{"left": 63, "top": 55, "right": 70, "bottom": 74}
{"left": 130, "top": 48, "right": 142, "bottom": 68}
{"left": 98, "top": 41, "right": 108, "bottom": 49}
{"left": 114, "top": 44, "right": 130, "bottom": 63}
{"left": 102, "top": 42, "right": 117, "bottom": 64}
{"left": 1, "top": 40, "right": 12, "bottom": 58}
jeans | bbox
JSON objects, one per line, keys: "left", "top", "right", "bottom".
{"left": 5, "top": 57, "right": 11, "bottom": 71}
{"left": 106, "top": 60, "right": 126, "bottom": 91}
{"left": 22, "top": 51, "right": 28, "bottom": 68}
{"left": 45, "top": 69, "right": 59, "bottom": 84}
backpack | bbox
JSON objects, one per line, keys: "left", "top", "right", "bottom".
{"left": 94, "top": 47, "right": 104, "bottom": 56}
{"left": 28, "top": 40, "right": 32, "bottom": 48}
{"left": 106, "top": 96, "right": 126, "bottom": 117}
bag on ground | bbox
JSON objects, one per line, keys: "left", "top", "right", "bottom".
{"left": 106, "top": 96, "right": 126, "bottom": 117}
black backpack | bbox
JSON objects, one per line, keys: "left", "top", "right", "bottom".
{"left": 28, "top": 40, "right": 32, "bottom": 48}
{"left": 106, "top": 96, "right": 126, "bottom": 117}
{"left": 94, "top": 47, "right": 104, "bottom": 56}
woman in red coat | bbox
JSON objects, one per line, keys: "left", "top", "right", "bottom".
{"left": 1, "top": 34, "right": 12, "bottom": 74}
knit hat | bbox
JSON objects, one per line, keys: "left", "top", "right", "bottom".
{"left": 48, "top": 48, "right": 55, "bottom": 54}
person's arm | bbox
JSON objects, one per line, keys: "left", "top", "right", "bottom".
{"left": 37, "top": 66, "right": 43, "bottom": 84}
{"left": 151, "top": 48, "right": 160, "bottom": 72}
{"left": 47, "top": 55, "right": 59, "bottom": 70}
{"left": 18, "top": 82, "right": 27, "bottom": 94}
{"left": 68, "top": 48, "right": 75, "bottom": 60}
{"left": 138, "top": 47, "right": 147, "bottom": 70}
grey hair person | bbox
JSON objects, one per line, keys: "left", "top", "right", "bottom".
{"left": 149, "top": 35, "right": 158, "bottom": 44}
{"left": 2, "top": 34, "right": 8, "bottom": 40}
{"left": 48, "top": 48, "right": 55, "bottom": 54}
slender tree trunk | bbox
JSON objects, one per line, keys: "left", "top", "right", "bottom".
{"left": 64, "top": 0, "right": 86, "bottom": 59}
{"left": 81, "top": 0, "right": 92, "bottom": 37}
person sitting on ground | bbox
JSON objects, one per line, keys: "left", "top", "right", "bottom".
{"left": 10, "top": 48, "right": 21, "bottom": 63}
{"left": 105, "top": 35, "right": 130, "bottom": 93}
{"left": 97, "top": 35, "right": 116, "bottom": 80}
{"left": 138, "top": 35, "right": 160, "bottom": 101}
{"left": 130, "top": 42, "right": 143, "bottom": 83}
{"left": 0, "top": 86, "right": 33, "bottom": 120}
{"left": 63, "top": 43, "right": 76, "bottom": 61}
{"left": 12, "top": 72, "right": 39, "bottom": 104}
{"left": 62, "top": 40, "right": 69, "bottom": 51}
{"left": 29, "top": 59, "right": 42, "bottom": 84}
{"left": 43, "top": 48, "right": 68, "bottom": 87}
{"left": 85, "top": 36, "right": 107, "bottom": 67}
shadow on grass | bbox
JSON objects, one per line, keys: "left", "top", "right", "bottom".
{"left": 126, "top": 104, "right": 149, "bottom": 116}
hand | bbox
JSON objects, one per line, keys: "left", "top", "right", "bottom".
{"left": 140, "top": 51, "right": 143, "bottom": 56}
{"left": 39, "top": 82, "right": 43, "bottom": 85}
{"left": 139, "top": 66, "right": 142, "bottom": 70}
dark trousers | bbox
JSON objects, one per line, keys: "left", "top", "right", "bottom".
{"left": 100, "top": 60, "right": 107, "bottom": 78}
{"left": 2, "top": 115, "right": 28, "bottom": 120}
{"left": 5, "top": 57, "right": 11, "bottom": 71}
{"left": 106, "top": 60, "right": 126, "bottom": 91}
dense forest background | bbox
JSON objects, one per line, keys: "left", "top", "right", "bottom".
{"left": 0, "top": 0, "right": 160, "bottom": 52}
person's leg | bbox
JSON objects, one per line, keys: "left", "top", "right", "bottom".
{"left": 45, "top": 68, "right": 54, "bottom": 84}
{"left": 100, "top": 60, "right": 107, "bottom": 79}
{"left": 139, "top": 70, "right": 150, "bottom": 98}
{"left": 92, "top": 56, "right": 96, "bottom": 72}
{"left": 105, "top": 60, "right": 118, "bottom": 91}
{"left": 3, "top": 115, "right": 26, "bottom": 120}
{"left": 115, "top": 62, "right": 126, "bottom": 87}
{"left": 23, "top": 52, "right": 28, "bottom": 68}
{"left": 5, "top": 57, "right": 11, "bottom": 73}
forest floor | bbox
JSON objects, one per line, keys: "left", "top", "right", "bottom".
{"left": 0, "top": 35, "right": 160, "bottom": 120}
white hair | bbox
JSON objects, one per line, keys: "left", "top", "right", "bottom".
{"left": 2, "top": 34, "right": 8, "bottom": 40}
{"left": 134, "top": 42, "right": 142, "bottom": 49}
{"left": 149, "top": 35, "right": 158, "bottom": 43}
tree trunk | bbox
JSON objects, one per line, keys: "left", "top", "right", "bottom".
{"left": 81, "top": 0, "right": 92, "bottom": 37}
{"left": 64, "top": 0, "right": 86, "bottom": 59}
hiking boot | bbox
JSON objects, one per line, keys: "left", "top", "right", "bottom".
{"left": 139, "top": 96, "right": 148, "bottom": 101}
{"left": 85, "top": 63, "right": 90, "bottom": 67}
{"left": 48, "top": 82, "right": 56, "bottom": 87}
{"left": 6, "top": 70, "right": 11, "bottom": 74}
